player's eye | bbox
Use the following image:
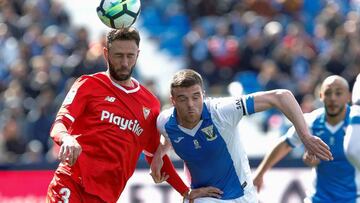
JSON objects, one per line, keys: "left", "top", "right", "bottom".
{"left": 127, "top": 54, "right": 135, "bottom": 59}
{"left": 177, "top": 96, "right": 187, "bottom": 102}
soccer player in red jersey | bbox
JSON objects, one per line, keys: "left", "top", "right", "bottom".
{"left": 46, "top": 27, "right": 218, "bottom": 203}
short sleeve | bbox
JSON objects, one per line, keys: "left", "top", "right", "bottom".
{"left": 56, "top": 76, "right": 90, "bottom": 124}
{"left": 284, "top": 126, "right": 303, "bottom": 148}
{"left": 156, "top": 108, "right": 173, "bottom": 139}
{"left": 284, "top": 111, "right": 317, "bottom": 148}
{"left": 207, "top": 95, "right": 254, "bottom": 128}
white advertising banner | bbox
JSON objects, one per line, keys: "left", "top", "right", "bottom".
{"left": 118, "top": 168, "right": 312, "bottom": 203}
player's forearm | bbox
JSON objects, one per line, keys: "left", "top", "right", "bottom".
{"left": 270, "top": 90, "right": 310, "bottom": 139}
{"left": 153, "top": 140, "right": 172, "bottom": 159}
{"left": 50, "top": 121, "right": 70, "bottom": 145}
{"left": 256, "top": 140, "right": 292, "bottom": 176}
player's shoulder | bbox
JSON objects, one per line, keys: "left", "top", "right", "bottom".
{"left": 350, "top": 105, "right": 360, "bottom": 117}
{"left": 69, "top": 74, "right": 98, "bottom": 90}
{"left": 304, "top": 108, "right": 325, "bottom": 124}
{"left": 205, "top": 97, "right": 235, "bottom": 110}
{"left": 138, "top": 83, "right": 159, "bottom": 101}
{"left": 158, "top": 107, "right": 174, "bottom": 122}
{"left": 77, "top": 72, "right": 104, "bottom": 86}
{"left": 157, "top": 107, "right": 174, "bottom": 129}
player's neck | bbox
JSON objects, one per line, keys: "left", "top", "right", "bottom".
{"left": 108, "top": 74, "right": 135, "bottom": 88}
{"left": 116, "top": 79, "right": 134, "bottom": 88}
{"left": 177, "top": 117, "right": 201, "bottom": 129}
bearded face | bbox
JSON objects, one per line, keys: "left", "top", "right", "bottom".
{"left": 105, "top": 40, "right": 139, "bottom": 82}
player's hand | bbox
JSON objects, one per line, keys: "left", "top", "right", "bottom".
{"left": 253, "top": 173, "right": 264, "bottom": 192}
{"left": 59, "top": 134, "right": 82, "bottom": 166}
{"left": 301, "top": 135, "right": 333, "bottom": 161}
{"left": 149, "top": 156, "right": 167, "bottom": 183}
{"left": 303, "top": 151, "right": 320, "bottom": 167}
{"left": 185, "top": 187, "right": 223, "bottom": 200}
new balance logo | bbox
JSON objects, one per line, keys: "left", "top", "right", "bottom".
{"left": 173, "top": 137, "right": 184, "bottom": 143}
{"left": 105, "top": 96, "right": 116, "bottom": 102}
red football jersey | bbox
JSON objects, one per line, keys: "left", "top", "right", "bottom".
{"left": 53, "top": 72, "right": 163, "bottom": 202}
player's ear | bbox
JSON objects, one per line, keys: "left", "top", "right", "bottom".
{"left": 170, "top": 95, "right": 175, "bottom": 105}
{"left": 103, "top": 47, "right": 109, "bottom": 61}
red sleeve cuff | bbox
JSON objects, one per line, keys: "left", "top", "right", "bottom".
{"left": 145, "top": 154, "right": 189, "bottom": 195}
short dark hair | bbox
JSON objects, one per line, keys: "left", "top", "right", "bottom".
{"left": 106, "top": 27, "right": 140, "bottom": 48}
{"left": 170, "top": 69, "right": 203, "bottom": 95}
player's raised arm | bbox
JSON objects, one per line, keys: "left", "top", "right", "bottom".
{"left": 251, "top": 89, "right": 333, "bottom": 161}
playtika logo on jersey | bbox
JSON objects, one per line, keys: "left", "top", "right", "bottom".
{"left": 101, "top": 110, "right": 144, "bottom": 136}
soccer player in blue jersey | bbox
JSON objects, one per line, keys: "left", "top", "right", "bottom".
{"left": 344, "top": 74, "right": 360, "bottom": 170}
{"left": 150, "top": 69, "right": 333, "bottom": 203}
{"left": 254, "top": 75, "right": 360, "bottom": 202}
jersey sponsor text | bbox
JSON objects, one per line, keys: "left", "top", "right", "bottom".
{"left": 101, "top": 110, "right": 144, "bottom": 136}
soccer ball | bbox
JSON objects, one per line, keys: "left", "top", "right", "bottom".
{"left": 97, "top": 0, "right": 141, "bottom": 29}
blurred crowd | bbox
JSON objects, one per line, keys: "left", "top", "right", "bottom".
{"left": 0, "top": 0, "right": 109, "bottom": 164}
{"left": 142, "top": 0, "right": 360, "bottom": 130}
{"left": 1, "top": 0, "right": 360, "bottom": 165}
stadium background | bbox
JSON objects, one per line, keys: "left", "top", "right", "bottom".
{"left": 0, "top": 0, "right": 359, "bottom": 202}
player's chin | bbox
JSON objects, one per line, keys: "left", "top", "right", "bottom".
{"left": 327, "top": 109, "right": 341, "bottom": 117}
{"left": 116, "top": 73, "right": 131, "bottom": 81}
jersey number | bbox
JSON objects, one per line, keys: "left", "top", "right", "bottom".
{"left": 58, "top": 187, "right": 71, "bottom": 203}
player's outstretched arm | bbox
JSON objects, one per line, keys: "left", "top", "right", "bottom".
{"left": 253, "top": 139, "right": 292, "bottom": 191}
{"left": 50, "top": 121, "right": 82, "bottom": 166}
{"left": 252, "top": 89, "right": 333, "bottom": 161}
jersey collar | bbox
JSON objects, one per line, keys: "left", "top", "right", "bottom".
{"left": 106, "top": 72, "right": 141, "bottom": 94}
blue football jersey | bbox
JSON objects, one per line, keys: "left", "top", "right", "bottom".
{"left": 157, "top": 96, "right": 258, "bottom": 202}
{"left": 286, "top": 105, "right": 360, "bottom": 203}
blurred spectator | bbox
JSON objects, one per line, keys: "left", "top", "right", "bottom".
{"left": 0, "top": 116, "right": 26, "bottom": 163}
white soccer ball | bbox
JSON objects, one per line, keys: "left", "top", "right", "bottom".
{"left": 97, "top": 0, "right": 141, "bottom": 29}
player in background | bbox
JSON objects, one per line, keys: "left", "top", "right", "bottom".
{"left": 253, "top": 75, "right": 360, "bottom": 202}
{"left": 344, "top": 74, "right": 360, "bottom": 170}
{"left": 46, "top": 28, "right": 219, "bottom": 203}
{"left": 150, "top": 69, "right": 333, "bottom": 203}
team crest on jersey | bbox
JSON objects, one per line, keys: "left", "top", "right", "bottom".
{"left": 201, "top": 125, "right": 217, "bottom": 141}
{"left": 143, "top": 107, "right": 151, "bottom": 119}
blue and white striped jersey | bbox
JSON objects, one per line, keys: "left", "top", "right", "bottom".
{"left": 285, "top": 105, "right": 360, "bottom": 203}
{"left": 157, "top": 96, "right": 258, "bottom": 202}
